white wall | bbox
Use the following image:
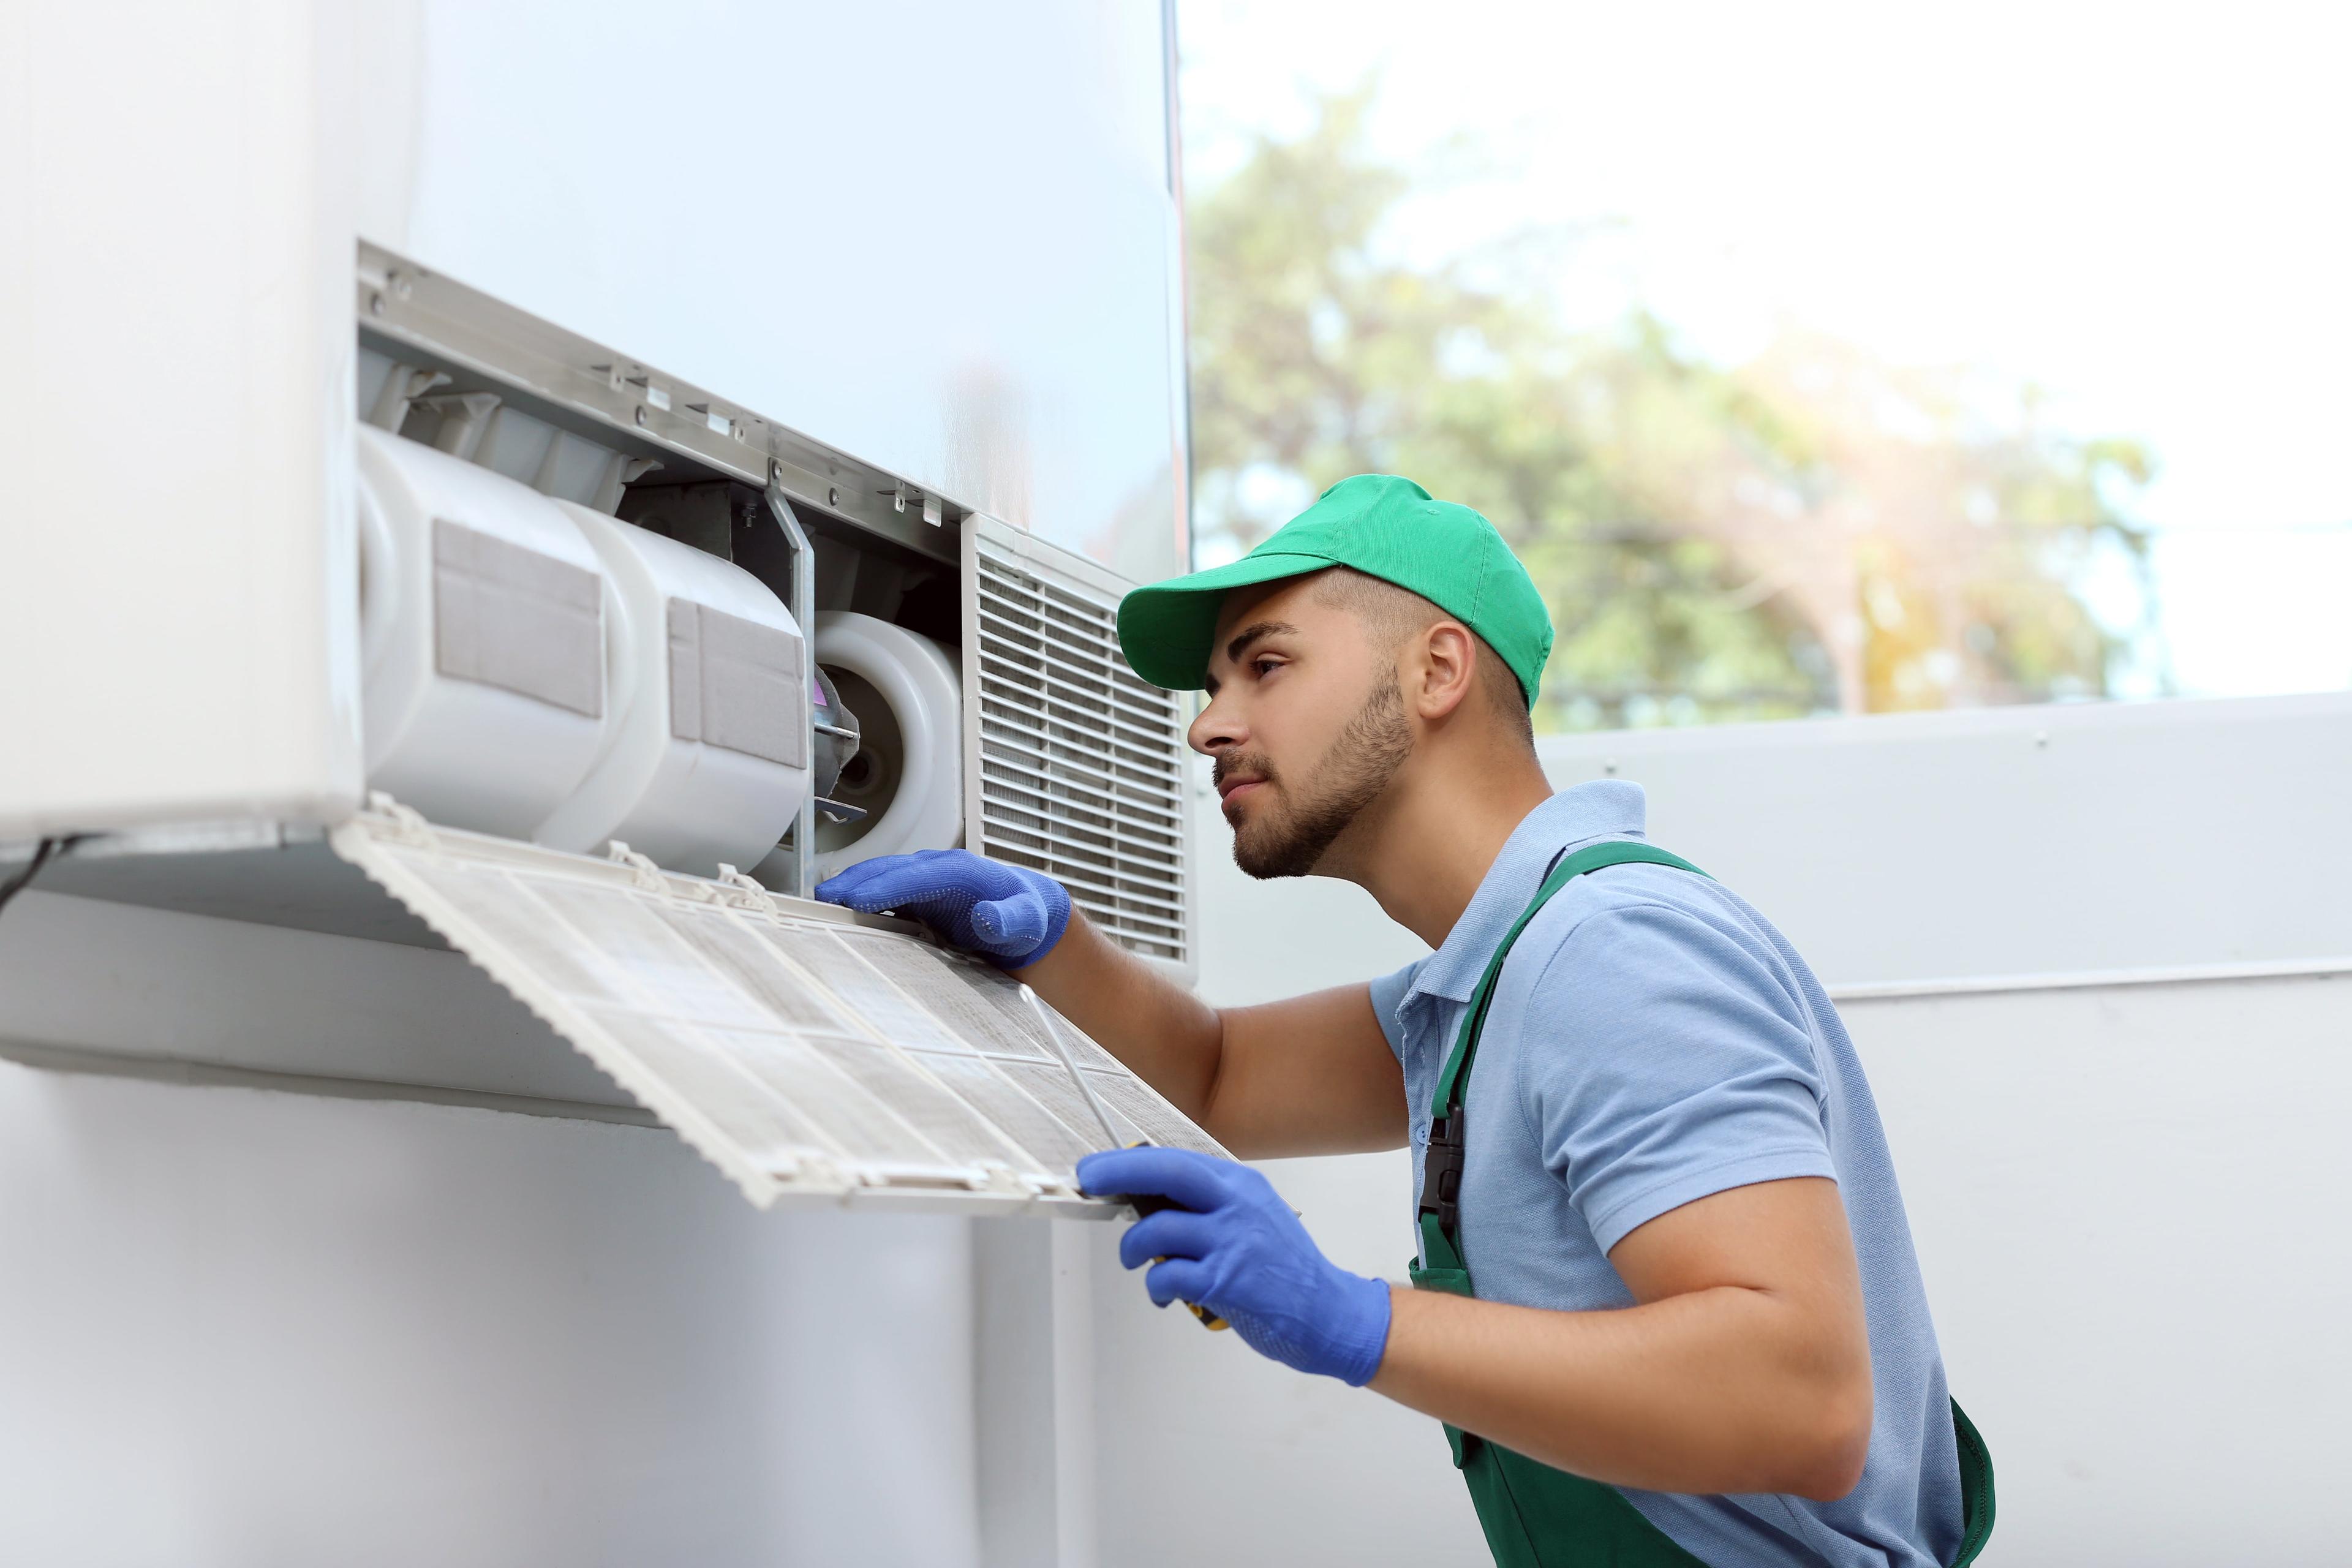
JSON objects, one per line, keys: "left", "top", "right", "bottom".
{"left": 1091, "top": 698, "right": 2352, "bottom": 1566}
{"left": 1532, "top": 692, "right": 2352, "bottom": 985}
{"left": 0, "top": 1062, "right": 985, "bottom": 1567}
{"left": 0, "top": 891, "right": 999, "bottom": 1567}
{"left": 1847, "top": 974, "right": 2351, "bottom": 1562}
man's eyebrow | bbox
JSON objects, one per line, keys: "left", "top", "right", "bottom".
{"left": 1221, "top": 620, "right": 1300, "bottom": 666}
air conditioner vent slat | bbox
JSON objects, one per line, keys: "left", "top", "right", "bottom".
{"left": 973, "top": 704, "right": 1186, "bottom": 800}
{"left": 975, "top": 762, "right": 1186, "bottom": 849}
{"left": 974, "top": 659, "right": 1183, "bottom": 765}
{"left": 968, "top": 524, "right": 1191, "bottom": 971}
{"left": 973, "top": 592, "right": 1175, "bottom": 697}
{"left": 978, "top": 804, "right": 1183, "bottom": 875}
{"left": 971, "top": 626, "right": 1180, "bottom": 730}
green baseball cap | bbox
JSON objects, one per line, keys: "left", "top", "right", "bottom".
{"left": 1117, "top": 475, "right": 1555, "bottom": 706}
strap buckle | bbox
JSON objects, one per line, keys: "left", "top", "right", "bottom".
{"left": 1417, "top": 1108, "right": 1467, "bottom": 1237}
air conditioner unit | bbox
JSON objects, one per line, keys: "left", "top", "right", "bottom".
{"left": 0, "top": 244, "right": 1210, "bottom": 1215}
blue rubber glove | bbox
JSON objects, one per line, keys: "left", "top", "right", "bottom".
{"left": 815, "top": 848, "right": 1072, "bottom": 968}
{"left": 1077, "top": 1145, "right": 1393, "bottom": 1386}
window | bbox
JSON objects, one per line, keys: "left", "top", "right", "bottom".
{"left": 1180, "top": 2, "right": 2352, "bottom": 728}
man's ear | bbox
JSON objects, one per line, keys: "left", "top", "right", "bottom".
{"left": 1409, "top": 619, "right": 1480, "bottom": 722}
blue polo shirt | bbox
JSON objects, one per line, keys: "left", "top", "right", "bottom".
{"left": 1366, "top": 782, "right": 1964, "bottom": 1568}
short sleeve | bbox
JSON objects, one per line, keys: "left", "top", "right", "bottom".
{"left": 1365, "top": 958, "right": 1424, "bottom": 1063}
{"left": 1514, "top": 902, "right": 1836, "bottom": 1253}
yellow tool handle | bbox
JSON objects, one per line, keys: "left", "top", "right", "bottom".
{"left": 1118, "top": 1140, "right": 1227, "bottom": 1330}
{"left": 1144, "top": 1251, "right": 1228, "bottom": 1328}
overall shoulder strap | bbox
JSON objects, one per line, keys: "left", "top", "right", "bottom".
{"left": 1416, "top": 840, "right": 1708, "bottom": 1272}
{"left": 1427, "top": 841, "right": 1707, "bottom": 1117}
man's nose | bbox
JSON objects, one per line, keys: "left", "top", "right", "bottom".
{"left": 1188, "top": 688, "right": 1246, "bottom": 757}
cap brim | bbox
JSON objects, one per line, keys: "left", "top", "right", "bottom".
{"left": 1115, "top": 551, "right": 1336, "bottom": 691}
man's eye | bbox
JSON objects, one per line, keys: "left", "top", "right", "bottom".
{"left": 1253, "top": 657, "right": 1283, "bottom": 677}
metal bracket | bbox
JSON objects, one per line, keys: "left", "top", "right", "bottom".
{"left": 813, "top": 796, "right": 869, "bottom": 825}
{"left": 365, "top": 365, "right": 450, "bottom": 432}
{"left": 765, "top": 477, "right": 820, "bottom": 900}
{"left": 357, "top": 239, "right": 956, "bottom": 564}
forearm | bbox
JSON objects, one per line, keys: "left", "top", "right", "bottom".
{"left": 1017, "top": 916, "right": 1406, "bottom": 1156}
{"left": 1370, "top": 1283, "right": 1873, "bottom": 1500}
{"left": 1012, "top": 911, "right": 1227, "bottom": 1121}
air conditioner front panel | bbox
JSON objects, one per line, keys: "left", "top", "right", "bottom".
{"left": 329, "top": 806, "right": 1224, "bottom": 1214}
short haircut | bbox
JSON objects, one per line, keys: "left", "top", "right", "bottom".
{"left": 1311, "top": 567, "right": 1535, "bottom": 750}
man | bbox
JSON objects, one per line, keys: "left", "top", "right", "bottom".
{"left": 819, "top": 475, "right": 1991, "bottom": 1567}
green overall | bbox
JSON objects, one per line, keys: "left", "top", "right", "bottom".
{"left": 1406, "top": 841, "right": 1997, "bottom": 1567}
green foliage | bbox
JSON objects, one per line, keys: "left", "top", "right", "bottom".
{"left": 1186, "top": 89, "right": 2160, "bottom": 728}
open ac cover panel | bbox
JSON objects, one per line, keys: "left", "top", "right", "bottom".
{"left": 334, "top": 802, "right": 1223, "bottom": 1215}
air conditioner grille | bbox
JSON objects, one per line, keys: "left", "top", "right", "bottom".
{"left": 969, "top": 527, "right": 1189, "bottom": 967}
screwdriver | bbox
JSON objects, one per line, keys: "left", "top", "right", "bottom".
{"left": 1020, "top": 985, "right": 1227, "bottom": 1331}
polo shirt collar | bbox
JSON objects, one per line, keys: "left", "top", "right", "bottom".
{"left": 1403, "top": 779, "right": 1649, "bottom": 1007}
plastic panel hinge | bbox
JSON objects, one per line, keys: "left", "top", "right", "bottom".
{"left": 602, "top": 840, "right": 668, "bottom": 892}
{"left": 364, "top": 790, "right": 439, "bottom": 848}
{"left": 712, "top": 864, "right": 777, "bottom": 913}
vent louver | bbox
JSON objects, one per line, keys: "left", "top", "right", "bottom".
{"left": 965, "top": 520, "right": 1191, "bottom": 973}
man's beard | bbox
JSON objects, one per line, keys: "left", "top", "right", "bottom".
{"left": 1221, "top": 674, "right": 1414, "bottom": 880}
